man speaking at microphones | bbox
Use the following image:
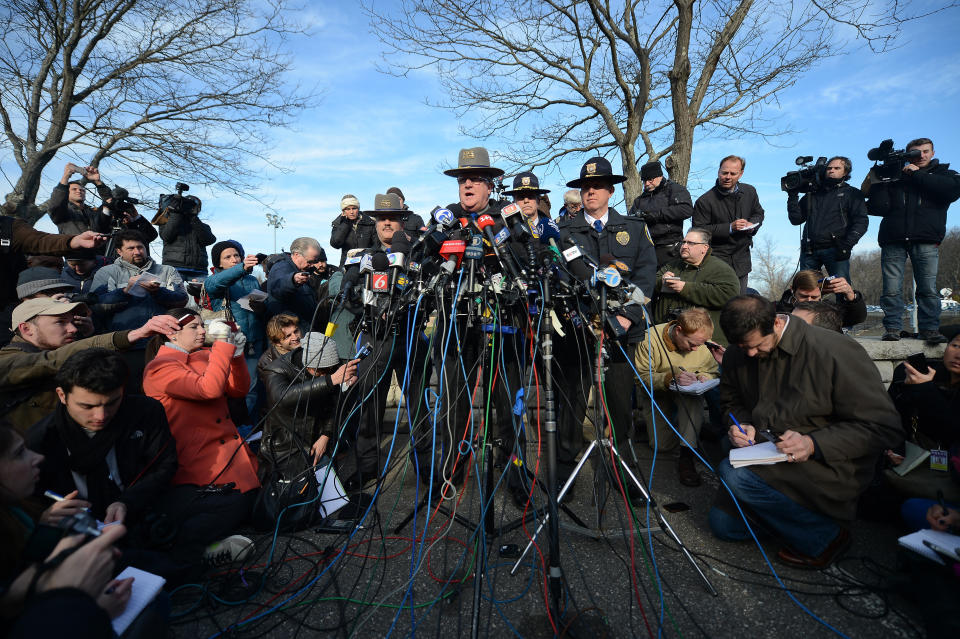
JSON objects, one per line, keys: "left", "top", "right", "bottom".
{"left": 555, "top": 156, "right": 657, "bottom": 500}
{"left": 409, "top": 148, "right": 528, "bottom": 508}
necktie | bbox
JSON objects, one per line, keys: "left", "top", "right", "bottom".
{"left": 593, "top": 219, "right": 603, "bottom": 233}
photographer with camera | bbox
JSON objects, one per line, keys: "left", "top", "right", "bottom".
{"left": 155, "top": 184, "right": 216, "bottom": 281}
{"left": 47, "top": 163, "right": 158, "bottom": 249}
{"left": 786, "top": 156, "right": 868, "bottom": 282}
{"left": 330, "top": 194, "right": 375, "bottom": 267}
{"left": 865, "top": 138, "right": 960, "bottom": 343}
{"left": 629, "top": 161, "right": 694, "bottom": 266}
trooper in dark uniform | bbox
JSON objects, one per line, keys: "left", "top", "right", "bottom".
{"left": 336, "top": 193, "right": 431, "bottom": 486}
{"left": 408, "top": 148, "right": 529, "bottom": 506}
{"left": 504, "top": 171, "right": 551, "bottom": 231}
{"left": 556, "top": 157, "right": 658, "bottom": 495}
{"left": 628, "top": 161, "right": 694, "bottom": 266}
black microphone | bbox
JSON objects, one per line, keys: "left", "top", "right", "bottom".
{"left": 558, "top": 234, "right": 596, "bottom": 284}
{"left": 477, "top": 214, "right": 525, "bottom": 291}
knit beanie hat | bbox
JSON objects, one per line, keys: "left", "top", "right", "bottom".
{"left": 211, "top": 240, "right": 244, "bottom": 270}
{"left": 640, "top": 161, "right": 664, "bottom": 181}
{"left": 340, "top": 194, "right": 360, "bottom": 210}
{"left": 302, "top": 332, "right": 341, "bottom": 370}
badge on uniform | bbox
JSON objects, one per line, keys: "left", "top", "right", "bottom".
{"left": 616, "top": 230, "right": 630, "bottom": 246}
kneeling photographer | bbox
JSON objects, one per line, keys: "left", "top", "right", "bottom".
{"left": 785, "top": 156, "right": 868, "bottom": 282}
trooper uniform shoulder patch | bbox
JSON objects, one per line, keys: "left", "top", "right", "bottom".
{"left": 616, "top": 230, "right": 630, "bottom": 246}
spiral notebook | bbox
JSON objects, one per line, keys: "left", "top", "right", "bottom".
{"left": 111, "top": 566, "right": 166, "bottom": 635}
{"left": 729, "top": 441, "right": 789, "bottom": 468}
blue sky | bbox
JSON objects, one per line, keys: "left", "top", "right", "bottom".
{"left": 30, "top": 2, "right": 960, "bottom": 271}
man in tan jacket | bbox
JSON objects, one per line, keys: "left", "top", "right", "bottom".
{"left": 634, "top": 307, "right": 719, "bottom": 487}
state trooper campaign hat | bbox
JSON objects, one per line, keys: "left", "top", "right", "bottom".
{"left": 566, "top": 156, "right": 627, "bottom": 188}
{"left": 443, "top": 147, "right": 505, "bottom": 179}
{"left": 503, "top": 171, "right": 551, "bottom": 196}
{"left": 363, "top": 193, "right": 406, "bottom": 216}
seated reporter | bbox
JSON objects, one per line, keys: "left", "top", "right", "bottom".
{"left": 711, "top": 295, "right": 901, "bottom": 569}
{"left": 261, "top": 333, "right": 358, "bottom": 477}
{"left": 0, "top": 423, "right": 137, "bottom": 631}
{"left": 256, "top": 313, "right": 302, "bottom": 385}
{"left": 776, "top": 269, "right": 867, "bottom": 328}
{"left": 26, "top": 349, "right": 176, "bottom": 529}
{"left": 634, "top": 308, "right": 719, "bottom": 487}
{"left": 142, "top": 310, "right": 258, "bottom": 562}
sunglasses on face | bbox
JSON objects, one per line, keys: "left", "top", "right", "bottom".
{"left": 457, "top": 176, "right": 491, "bottom": 185}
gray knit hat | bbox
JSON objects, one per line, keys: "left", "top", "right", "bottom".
{"left": 302, "top": 332, "right": 340, "bottom": 370}
{"left": 16, "top": 267, "right": 73, "bottom": 299}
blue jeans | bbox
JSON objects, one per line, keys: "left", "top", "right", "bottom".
{"left": 880, "top": 242, "right": 940, "bottom": 332}
{"left": 800, "top": 247, "right": 850, "bottom": 283}
{"left": 709, "top": 459, "right": 840, "bottom": 557}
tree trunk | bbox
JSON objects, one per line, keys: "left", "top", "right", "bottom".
{"left": 620, "top": 143, "right": 641, "bottom": 207}
{"left": 7, "top": 152, "right": 55, "bottom": 225}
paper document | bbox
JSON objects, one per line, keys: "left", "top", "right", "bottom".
{"left": 124, "top": 272, "right": 160, "bottom": 297}
{"left": 898, "top": 529, "right": 960, "bottom": 565}
{"left": 892, "top": 441, "right": 931, "bottom": 477}
{"left": 315, "top": 464, "right": 350, "bottom": 518}
{"left": 669, "top": 377, "right": 719, "bottom": 395}
{"left": 111, "top": 566, "right": 166, "bottom": 635}
{"left": 729, "top": 441, "right": 788, "bottom": 468}
{"left": 237, "top": 289, "right": 268, "bottom": 311}
{"left": 740, "top": 222, "right": 760, "bottom": 232}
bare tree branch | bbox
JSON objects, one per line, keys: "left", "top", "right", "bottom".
{"left": 365, "top": 0, "right": 955, "bottom": 203}
{"left": 0, "top": 0, "right": 312, "bottom": 223}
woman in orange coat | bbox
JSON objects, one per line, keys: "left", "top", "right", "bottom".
{"left": 142, "top": 308, "right": 259, "bottom": 564}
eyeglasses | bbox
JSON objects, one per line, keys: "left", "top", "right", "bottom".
{"left": 457, "top": 175, "right": 491, "bottom": 185}
{"left": 679, "top": 240, "right": 707, "bottom": 246}
{"left": 305, "top": 257, "right": 322, "bottom": 265}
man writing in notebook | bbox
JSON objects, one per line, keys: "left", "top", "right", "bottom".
{"left": 709, "top": 295, "right": 901, "bottom": 569}
{"left": 634, "top": 307, "right": 719, "bottom": 487}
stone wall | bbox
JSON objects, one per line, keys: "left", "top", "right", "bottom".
{"left": 854, "top": 335, "right": 947, "bottom": 385}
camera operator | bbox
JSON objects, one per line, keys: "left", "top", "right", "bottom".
{"left": 866, "top": 138, "right": 960, "bottom": 343}
{"left": 156, "top": 191, "right": 215, "bottom": 281}
{"left": 786, "top": 156, "right": 867, "bottom": 282}
{"left": 47, "top": 163, "right": 158, "bottom": 247}
{"left": 628, "top": 161, "right": 694, "bottom": 266}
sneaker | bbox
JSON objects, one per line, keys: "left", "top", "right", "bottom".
{"left": 203, "top": 534, "right": 253, "bottom": 567}
{"left": 919, "top": 330, "right": 948, "bottom": 344}
{"left": 881, "top": 332, "right": 901, "bottom": 341}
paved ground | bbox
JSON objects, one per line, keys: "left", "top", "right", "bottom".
{"left": 168, "top": 424, "right": 929, "bottom": 639}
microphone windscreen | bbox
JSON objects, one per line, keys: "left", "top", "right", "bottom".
{"left": 371, "top": 251, "right": 390, "bottom": 270}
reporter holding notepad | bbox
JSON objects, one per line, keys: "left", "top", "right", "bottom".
{"left": 710, "top": 295, "right": 901, "bottom": 570}
{"left": 634, "top": 307, "right": 719, "bottom": 487}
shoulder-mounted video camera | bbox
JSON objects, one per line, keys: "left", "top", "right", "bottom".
{"left": 105, "top": 186, "right": 139, "bottom": 224}
{"left": 867, "top": 139, "right": 922, "bottom": 182}
{"left": 781, "top": 156, "right": 827, "bottom": 193}
{"left": 152, "top": 182, "right": 201, "bottom": 225}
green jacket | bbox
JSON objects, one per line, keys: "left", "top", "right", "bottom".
{"left": 0, "top": 331, "right": 133, "bottom": 432}
{"left": 651, "top": 253, "right": 740, "bottom": 345}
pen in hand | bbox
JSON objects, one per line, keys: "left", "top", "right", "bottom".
{"left": 728, "top": 412, "right": 753, "bottom": 446}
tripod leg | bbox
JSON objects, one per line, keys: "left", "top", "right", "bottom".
{"left": 510, "top": 439, "right": 599, "bottom": 574}
{"left": 606, "top": 441, "right": 718, "bottom": 596}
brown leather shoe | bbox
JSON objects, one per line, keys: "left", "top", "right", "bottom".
{"left": 677, "top": 448, "right": 701, "bottom": 487}
{"left": 776, "top": 528, "right": 851, "bottom": 570}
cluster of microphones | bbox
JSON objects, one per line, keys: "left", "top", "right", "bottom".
{"left": 333, "top": 205, "right": 647, "bottom": 330}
